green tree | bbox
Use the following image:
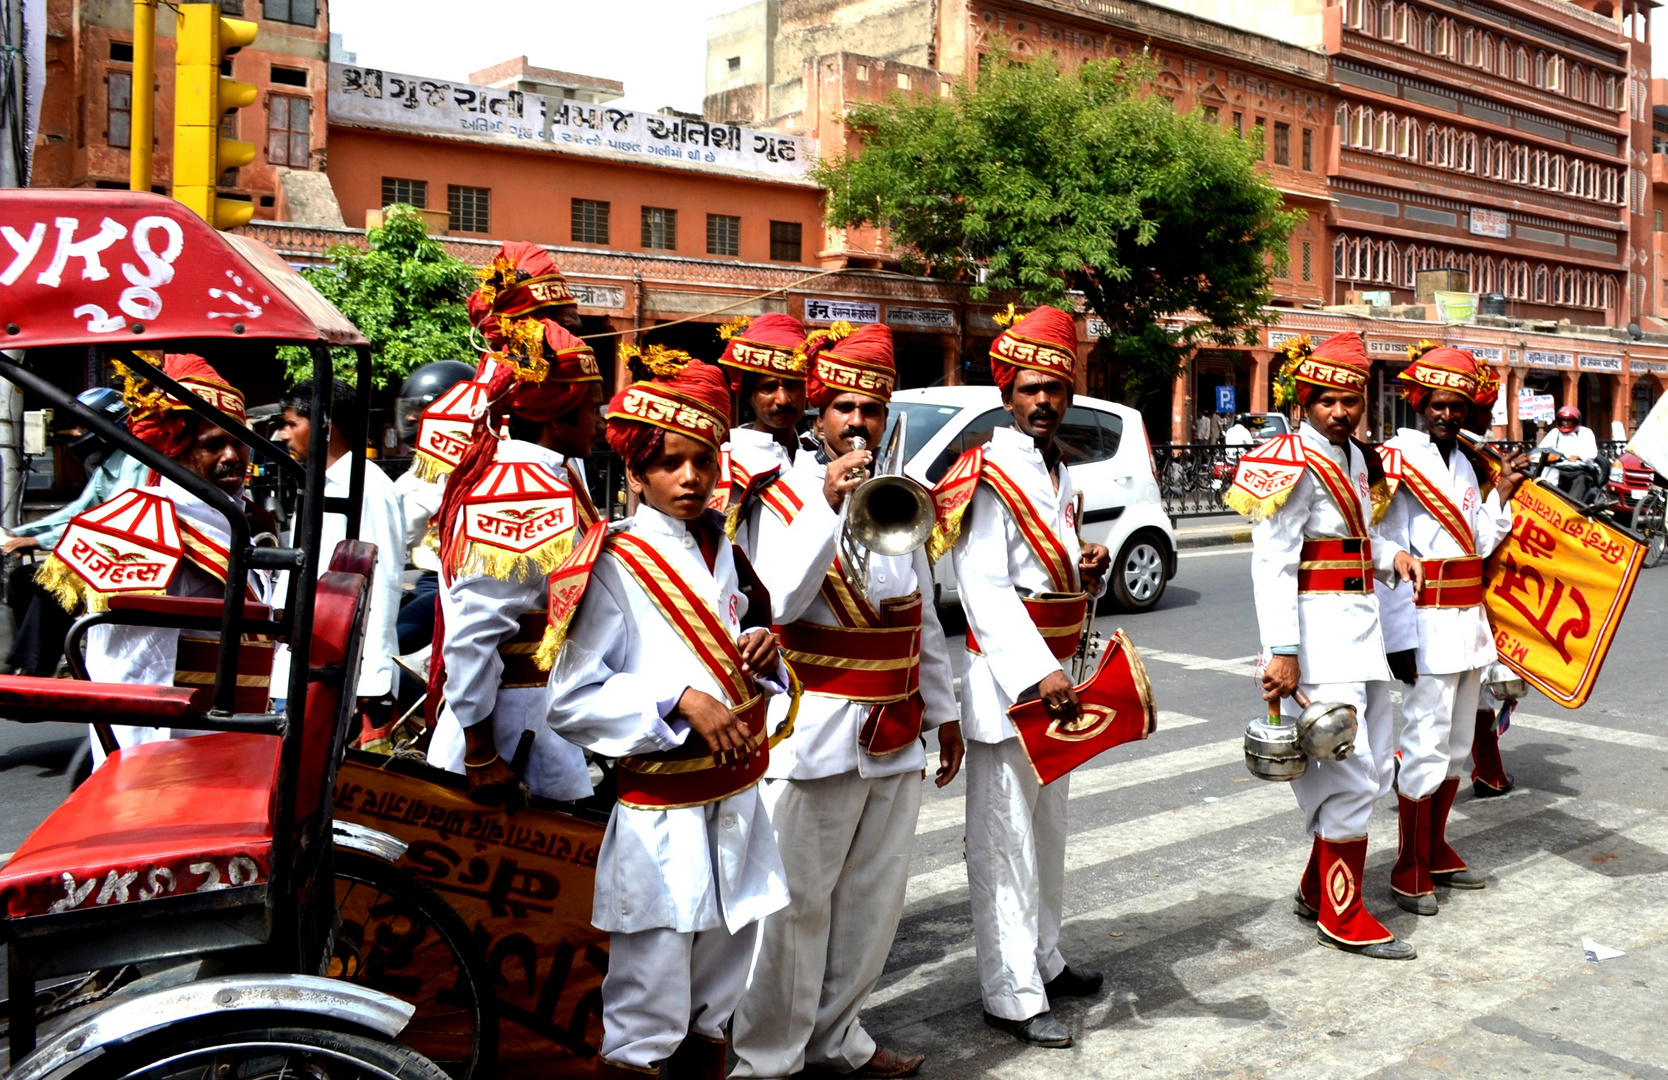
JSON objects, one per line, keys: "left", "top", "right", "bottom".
{"left": 814, "top": 47, "right": 1300, "bottom": 404}
{"left": 279, "top": 204, "right": 476, "bottom": 387}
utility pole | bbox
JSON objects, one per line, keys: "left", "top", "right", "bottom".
{"left": 130, "top": 0, "right": 156, "bottom": 192}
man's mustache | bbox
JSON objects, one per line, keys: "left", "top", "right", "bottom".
{"left": 211, "top": 461, "right": 243, "bottom": 480}
{"left": 840, "top": 425, "right": 866, "bottom": 441}
{"left": 1028, "top": 407, "right": 1059, "bottom": 423}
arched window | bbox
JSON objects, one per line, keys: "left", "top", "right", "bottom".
{"left": 1345, "top": 0, "right": 1363, "bottom": 28}
{"left": 1396, "top": 116, "right": 1412, "bottom": 157}
{"left": 1375, "top": 109, "right": 1392, "bottom": 152}
{"left": 1534, "top": 265, "right": 1550, "bottom": 303}
{"left": 1424, "top": 15, "right": 1438, "bottom": 53}
{"left": 1396, "top": 3, "right": 1412, "bottom": 44}
{"left": 1534, "top": 51, "right": 1547, "bottom": 88}
{"left": 1381, "top": 1, "right": 1395, "bottom": 38}
{"left": 1550, "top": 155, "right": 1564, "bottom": 190}
{"left": 1463, "top": 27, "right": 1475, "bottom": 65}
{"left": 1516, "top": 47, "right": 1529, "bottom": 82}
{"left": 1606, "top": 75, "right": 1619, "bottom": 109}
{"left": 1570, "top": 63, "right": 1584, "bottom": 99}
{"left": 1481, "top": 137, "right": 1495, "bottom": 177}
{"left": 1590, "top": 69, "right": 1602, "bottom": 104}
{"left": 1334, "top": 236, "right": 1348, "bottom": 280}
{"left": 1425, "top": 126, "right": 1437, "bottom": 164}
{"left": 1551, "top": 55, "right": 1564, "bottom": 92}
{"left": 1336, "top": 102, "right": 1352, "bottom": 145}
{"left": 1462, "top": 132, "right": 1477, "bottom": 172}
{"left": 1480, "top": 33, "right": 1494, "bottom": 72}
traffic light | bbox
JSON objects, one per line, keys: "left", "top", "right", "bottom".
{"left": 173, "top": 3, "right": 259, "bottom": 229}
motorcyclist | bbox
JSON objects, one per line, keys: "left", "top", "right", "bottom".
{"left": 1536, "top": 406, "right": 1606, "bottom": 509}
{"left": 1538, "top": 406, "right": 1599, "bottom": 460}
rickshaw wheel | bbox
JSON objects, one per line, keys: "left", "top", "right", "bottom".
{"left": 330, "top": 851, "right": 497, "bottom": 1080}
{"left": 59, "top": 1023, "right": 453, "bottom": 1080}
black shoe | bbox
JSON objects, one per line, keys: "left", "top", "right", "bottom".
{"left": 1292, "top": 892, "right": 1318, "bottom": 921}
{"left": 1317, "top": 928, "right": 1417, "bottom": 960}
{"left": 982, "top": 1011, "right": 1073, "bottom": 1048}
{"left": 1434, "top": 868, "right": 1487, "bottom": 889}
{"left": 1043, "top": 965, "right": 1103, "bottom": 1001}
{"left": 1392, "top": 890, "right": 1438, "bottom": 916}
{"left": 1473, "top": 777, "right": 1514, "bottom": 799}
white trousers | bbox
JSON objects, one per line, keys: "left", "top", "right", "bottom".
{"left": 731, "top": 770, "right": 922, "bottom": 1077}
{"left": 1397, "top": 669, "right": 1483, "bottom": 798}
{"left": 600, "top": 921, "right": 757, "bottom": 1070}
{"left": 1286, "top": 680, "right": 1395, "bottom": 838}
{"left": 965, "top": 737, "right": 1068, "bottom": 1022}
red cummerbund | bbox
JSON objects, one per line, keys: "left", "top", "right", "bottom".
{"left": 498, "top": 609, "right": 550, "bottom": 689}
{"left": 966, "top": 592, "right": 1088, "bottom": 662}
{"left": 616, "top": 694, "right": 771, "bottom": 810}
{"left": 778, "top": 611, "right": 922, "bottom": 705}
{"left": 1297, "top": 537, "right": 1373, "bottom": 595}
{"left": 1415, "top": 555, "right": 1484, "bottom": 609}
{"left": 175, "top": 634, "right": 274, "bottom": 714}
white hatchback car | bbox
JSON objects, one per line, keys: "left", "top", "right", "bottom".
{"left": 886, "top": 387, "right": 1177, "bottom": 613}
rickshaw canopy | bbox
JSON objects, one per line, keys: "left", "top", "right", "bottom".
{"left": 0, "top": 189, "right": 367, "bottom": 349}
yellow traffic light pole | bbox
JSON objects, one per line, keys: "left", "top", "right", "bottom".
{"left": 129, "top": 0, "right": 156, "bottom": 192}
{"left": 172, "top": 2, "right": 258, "bottom": 229}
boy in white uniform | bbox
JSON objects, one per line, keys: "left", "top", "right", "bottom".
{"left": 543, "top": 353, "right": 790, "bottom": 1080}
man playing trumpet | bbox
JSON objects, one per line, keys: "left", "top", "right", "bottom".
{"left": 732, "top": 323, "right": 963, "bottom": 1080}
{"left": 933, "top": 306, "right": 1109, "bottom": 1049}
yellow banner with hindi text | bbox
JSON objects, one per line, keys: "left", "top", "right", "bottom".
{"left": 1484, "top": 480, "right": 1643, "bottom": 709}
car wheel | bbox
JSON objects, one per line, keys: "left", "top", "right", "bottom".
{"left": 1110, "top": 531, "right": 1169, "bottom": 613}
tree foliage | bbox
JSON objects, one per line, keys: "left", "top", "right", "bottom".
{"left": 279, "top": 205, "right": 476, "bottom": 387}
{"left": 814, "top": 47, "right": 1300, "bottom": 403}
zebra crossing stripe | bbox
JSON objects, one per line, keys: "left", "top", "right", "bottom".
{"left": 1511, "top": 711, "right": 1668, "bottom": 754}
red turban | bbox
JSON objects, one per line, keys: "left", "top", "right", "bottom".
{"left": 989, "top": 306, "right": 1078, "bottom": 394}
{"left": 437, "top": 319, "right": 602, "bottom": 577}
{"left": 717, "top": 313, "right": 808, "bottom": 392}
{"left": 805, "top": 323, "right": 896, "bottom": 409}
{"left": 467, "top": 242, "right": 576, "bottom": 343}
{"left": 123, "top": 353, "right": 246, "bottom": 459}
{"left": 1399, "top": 345, "right": 1499, "bottom": 410}
{"left": 1286, "top": 332, "right": 1371, "bottom": 407}
{"left": 607, "top": 353, "right": 732, "bottom": 473}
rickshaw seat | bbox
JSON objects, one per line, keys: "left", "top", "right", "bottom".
{"left": 107, "top": 594, "right": 273, "bottom": 624}
{"left": 328, "top": 539, "right": 377, "bottom": 581}
{"left": 0, "top": 732, "right": 279, "bottom": 918}
{"left": 0, "top": 676, "right": 200, "bottom": 727}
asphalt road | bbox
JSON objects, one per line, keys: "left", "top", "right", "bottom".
{"left": 1, "top": 547, "right": 1665, "bottom": 1078}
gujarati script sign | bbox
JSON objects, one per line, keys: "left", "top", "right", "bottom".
{"left": 1484, "top": 480, "right": 1643, "bottom": 708}
{"left": 329, "top": 65, "right": 815, "bottom": 180}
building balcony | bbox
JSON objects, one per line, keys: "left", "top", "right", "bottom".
{"left": 1653, "top": 152, "right": 1668, "bottom": 190}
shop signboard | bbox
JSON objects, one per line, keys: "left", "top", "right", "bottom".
{"left": 886, "top": 306, "right": 956, "bottom": 330}
{"left": 803, "top": 297, "right": 880, "bottom": 324}
{"left": 1524, "top": 349, "right": 1575, "bottom": 370}
{"left": 1470, "top": 207, "right": 1511, "bottom": 238}
{"left": 1578, "top": 354, "right": 1623, "bottom": 373}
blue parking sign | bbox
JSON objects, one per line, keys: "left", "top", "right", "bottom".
{"left": 1215, "top": 385, "right": 1236, "bottom": 414}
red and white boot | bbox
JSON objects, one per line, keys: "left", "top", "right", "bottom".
{"left": 1470, "top": 708, "right": 1514, "bottom": 798}
{"left": 1390, "top": 793, "right": 1437, "bottom": 915}
{"left": 1316, "top": 835, "right": 1416, "bottom": 959}
{"left": 1431, "top": 776, "right": 1486, "bottom": 889}
{"left": 1294, "top": 834, "right": 1321, "bottom": 920}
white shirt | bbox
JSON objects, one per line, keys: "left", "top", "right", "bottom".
{"left": 1225, "top": 423, "right": 1254, "bottom": 449}
{"left": 1539, "top": 425, "right": 1599, "bottom": 461}
{"left": 952, "top": 425, "right": 1107, "bottom": 744}
{"left": 393, "top": 465, "right": 444, "bottom": 574}
{"left": 544, "top": 504, "right": 790, "bottom": 935}
{"left": 426, "top": 441, "right": 592, "bottom": 802}
{"left": 1374, "top": 429, "right": 1513, "bottom": 675}
{"left": 747, "top": 454, "right": 958, "bottom": 779}
{"left": 727, "top": 425, "right": 798, "bottom": 475}
{"left": 1249, "top": 423, "right": 1401, "bottom": 684}
{"left": 270, "top": 453, "right": 404, "bottom": 699}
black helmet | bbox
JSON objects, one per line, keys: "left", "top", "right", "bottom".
{"left": 395, "top": 360, "right": 477, "bottom": 442}
{"left": 67, "top": 387, "right": 131, "bottom": 462}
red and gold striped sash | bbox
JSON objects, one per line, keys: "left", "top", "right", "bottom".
{"left": 565, "top": 460, "right": 602, "bottom": 530}
{"left": 1301, "top": 445, "right": 1368, "bottom": 538}
{"left": 981, "top": 461, "right": 1077, "bottom": 594}
{"left": 607, "top": 533, "right": 752, "bottom": 706}
{"left": 1398, "top": 461, "right": 1477, "bottom": 556}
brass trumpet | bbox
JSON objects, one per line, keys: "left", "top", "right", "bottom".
{"left": 839, "top": 414, "right": 936, "bottom": 599}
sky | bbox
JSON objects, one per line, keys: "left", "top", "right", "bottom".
{"left": 332, "top": 0, "right": 1668, "bottom": 110}
{"left": 328, "top": 0, "right": 748, "bottom": 114}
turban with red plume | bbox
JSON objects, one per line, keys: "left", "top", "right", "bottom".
{"left": 805, "top": 323, "right": 896, "bottom": 409}
{"left": 989, "top": 306, "right": 1078, "bottom": 394}
{"left": 121, "top": 353, "right": 246, "bottom": 460}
